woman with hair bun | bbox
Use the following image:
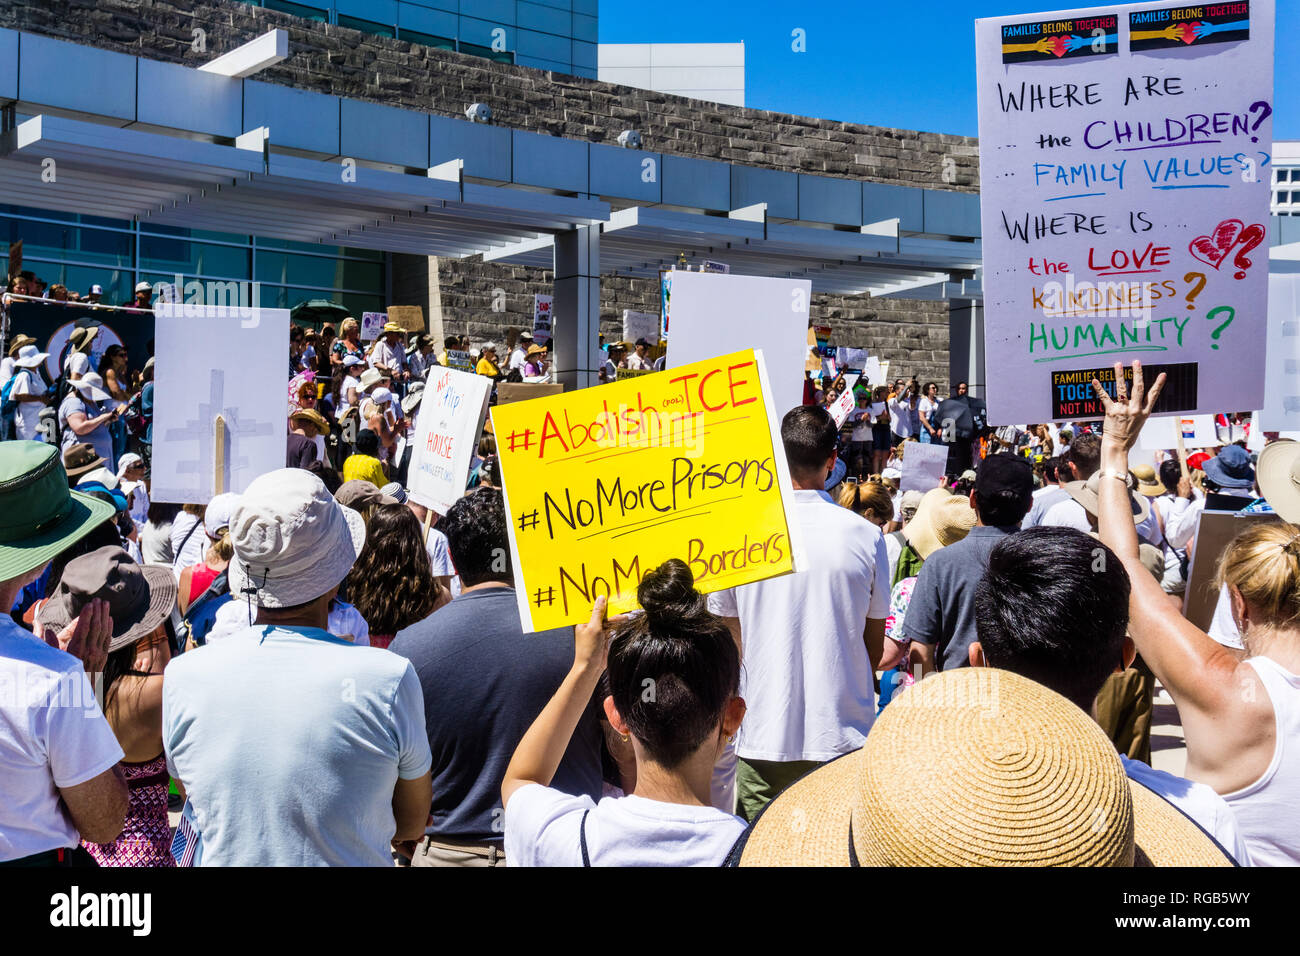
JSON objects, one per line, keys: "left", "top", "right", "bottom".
{"left": 502, "top": 559, "right": 747, "bottom": 866}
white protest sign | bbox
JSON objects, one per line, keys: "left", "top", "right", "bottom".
{"left": 1137, "top": 413, "right": 1221, "bottom": 450}
{"left": 533, "top": 293, "right": 553, "bottom": 345}
{"left": 622, "top": 309, "right": 659, "bottom": 345}
{"left": 152, "top": 303, "right": 289, "bottom": 503}
{"left": 408, "top": 366, "right": 493, "bottom": 515}
{"left": 836, "top": 347, "right": 868, "bottom": 372}
{"left": 861, "top": 357, "right": 883, "bottom": 387}
{"left": 1260, "top": 274, "right": 1300, "bottom": 430}
{"left": 360, "top": 311, "right": 386, "bottom": 341}
{"left": 976, "top": 2, "right": 1274, "bottom": 425}
{"left": 1246, "top": 411, "right": 1265, "bottom": 453}
{"left": 830, "top": 388, "right": 857, "bottom": 428}
{"left": 901, "top": 442, "right": 950, "bottom": 492}
{"left": 664, "top": 272, "right": 812, "bottom": 419}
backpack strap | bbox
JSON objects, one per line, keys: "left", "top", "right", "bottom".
{"left": 579, "top": 809, "right": 591, "bottom": 867}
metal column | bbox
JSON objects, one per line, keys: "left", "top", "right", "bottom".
{"left": 552, "top": 224, "right": 600, "bottom": 391}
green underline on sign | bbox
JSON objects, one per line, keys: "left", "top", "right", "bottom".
{"left": 1032, "top": 346, "right": 1169, "bottom": 364}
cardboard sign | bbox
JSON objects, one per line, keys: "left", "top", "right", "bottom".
{"left": 386, "top": 305, "right": 425, "bottom": 333}
{"left": 445, "top": 349, "right": 473, "bottom": 371}
{"left": 152, "top": 303, "right": 289, "bottom": 503}
{"left": 836, "top": 347, "right": 868, "bottom": 372}
{"left": 496, "top": 382, "right": 564, "bottom": 404}
{"left": 900, "top": 441, "right": 950, "bottom": 493}
{"left": 1183, "top": 509, "right": 1279, "bottom": 631}
{"left": 860, "top": 357, "right": 883, "bottom": 388}
{"left": 360, "top": 311, "right": 386, "bottom": 341}
{"left": 1260, "top": 274, "right": 1300, "bottom": 431}
{"left": 407, "top": 366, "right": 492, "bottom": 515}
{"left": 532, "top": 293, "right": 553, "bottom": 346}
{"left": 976, "top": 1, "right": 1274, "bottom": 425}
{"left": 665, "top": 272, "right": 812, "bottom": 421}
{"left": 622, "top": 309, "right": 659, "bottom": 346}
{"left": 492, "top": 348, "right": 802, "bottom": 631}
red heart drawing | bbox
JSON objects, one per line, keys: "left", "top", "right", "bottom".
{"left": 1189, "top": 219, "right": 1245, "bottom": 269}
{"left": 1050, "top": 35, "right": 1067, "bottom": 57}
{"left": 1177, "top": 23, "right": 1198, "bottom": 44}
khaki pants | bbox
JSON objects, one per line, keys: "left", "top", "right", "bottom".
{"left": 410, "top": 836, "right": 506, "bottom": 868}
{"left": 1094, "top": 654, "right": 1155, "bottom": 765}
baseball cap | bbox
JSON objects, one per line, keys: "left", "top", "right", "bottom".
{"left": 975, "top": 453, "right": 1033, "bottom": 501}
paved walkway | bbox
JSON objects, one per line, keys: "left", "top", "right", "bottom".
{"left": 1149, "top": 682, "right": 1187, "bottom": 777}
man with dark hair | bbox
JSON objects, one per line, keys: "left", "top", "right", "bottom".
{"left": 969, "top": 526, "right": 1251, "bottom": 862}
{"left": 1022, "top": 455, "right": 1070, "bottom": 528}
{"left": 904, "top": 453, "right": 1032, "bottom": 674}
{"left": 389, "top": 487, "right": 602, "bottom": 867}
{"left": 708, "top": 404, "right": 890, "bottom": 820}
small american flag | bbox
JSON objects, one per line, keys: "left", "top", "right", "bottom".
{"left": 170, "top": 799, "right": 202, "bottom": 867}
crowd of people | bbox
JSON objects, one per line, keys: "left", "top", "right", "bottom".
{"left": 2, "top": 277, "right": 1297, "bottom": 870}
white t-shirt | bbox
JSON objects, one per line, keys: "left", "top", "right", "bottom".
{"left": 504, "top": 784, "right": 745, "bottom": 867}
{"left": 1121, "top": 757, "right": 1252, "bottom": 865}
{"left": 10, "top": 369, "right": 45, "bottom": 440}
{"left": 170, "top": 511, "right": 205, "bottom": 573}
{"left": 888, "top": 398, "right": 914, "bottom": 439}
{"left": 707, "top": 489, "right": 891, "bottom": 762}
{"left": 849, "top": 408, "right": 872, "bottom": 442}
{"left": 918, "top": 396, "right": 939, "bottom": 432}
{"left": 0, "top": 617, "right": 124, "bottom": 861}
{"left": 508, "top": 347, "right": 528, "bottom": 373}
{"left": 64, "top": 351, "right": 91, "bottom": 379}
{"left": 340, "top": 375, "right": 361, "bottom": 408}
{"left": 0, "top": 356, "right": 14, "bottom": 392}
{"left": 207, "top": 597, "right": 372, "bottom": 648}
{"left": 163, "top": 624, "right": 431, "bottom": 866}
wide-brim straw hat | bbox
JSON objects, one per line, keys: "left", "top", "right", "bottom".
{"left": 0, "top": 442, "right": 116, "bottom": 580}
{"left": 1257, "top": 439, "right": 1300, "bottom": 524}
{"left": 7, "top": 334, "right": 36, "bottom": 357}
{"left": 39, "top": 546, "right": 178, "bottom": 654}
{"left": 290, "top": 407, "right": 331, "bottom": 435}
{"left": 69, "top": 325, "right": 100, "bottom": 353}
{"left": 62, "top": 443, "right": 106, "bottom": 479}
{"left": 1066, "top": 473, "right": 1150, "bottom": 525}
{"left": 728, "top": 668, "right": 1235, "bottom": 867}
{"left": 1131, "top": 463, "right": 1166, "bottom": 497}
{"left": 358, "top": 368, "right": 386, "bottom": 392}
{"left": 902, "top": 487, "right": 976, "bottom": 560}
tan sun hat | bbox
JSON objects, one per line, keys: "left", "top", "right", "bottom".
{"left": 1066, "top": 472, "right": 1150, "bottom": 525}
{"left": 1257, "top": 438, "right": 1300, "bottom": 524}
{"left": 901, "top": 487, "right": 976, "bottom": 560}
{"left": 290, "top": 407, "right": 330, "bottom": 435}
{"left": 728, "top": 668, "right": 1234, "bottom": 867}
{"left": 1131, "top": 463, "right": 1166, "bottom": 497}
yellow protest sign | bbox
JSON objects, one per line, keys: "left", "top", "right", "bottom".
{"left": 493, "top": 348, "right": 802, "bottom": 631}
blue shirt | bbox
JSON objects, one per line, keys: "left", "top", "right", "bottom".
{"left": 162, "top": 624, "right": 431, "bottom": 866}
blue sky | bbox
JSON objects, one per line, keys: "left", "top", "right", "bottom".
{"left": 598, "top": 0, "right": 1299, "bottom": 139}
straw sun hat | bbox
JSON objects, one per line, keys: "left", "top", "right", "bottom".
{"left": 1257, "top": 438, "right": 1300, "bottom": 523}
{"left": 902, "top": 488, "right": 976, "bottom": 560}
{"left": 728, "top": 669, "right": 1234, "bottom": 867}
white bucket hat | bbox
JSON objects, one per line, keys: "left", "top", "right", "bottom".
{"left": 13, "top": 344, "right": 49, "bottom": 368}
{"left": 204, "top": 492, "right": 241, "bottom": 540}
{"left": 73, "top": 371, "right": 112, "bottom": 402}
{"left": 228, "top": 468, "right": 366, "bottom": 609}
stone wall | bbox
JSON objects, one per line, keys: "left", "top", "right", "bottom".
{"left": 0, "top": 0, "right": 963, "bottom": 385}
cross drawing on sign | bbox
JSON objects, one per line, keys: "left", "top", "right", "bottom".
{"left": 163, "top": 369, "right": 276, "bottom": 497}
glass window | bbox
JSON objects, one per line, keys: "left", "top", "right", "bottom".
{"left": 264, "top": 0, "right": 328, "bottom": 22}
{"left": 459, "top": 41, "right": 515, "bottom": 65}
{"left": 141, "top": 223, "right": 250, "bottom": 245}
{"left": 255, "top": 250, "right": 384, "bottom": 292}
{"left": 398, "top": 28, "right": 456, "bottom": 50}
{"left": 258, "top": 285, "right": 385, "bottom": 319}
{"left": 338, "top": 14, "right": 396, "bottom": 38}
{"left": 0, "top": 217, "right": 133, "bottom": 268}
{"left": 255, "top": 237, "right": 385, "bottom": 261}
{"left": 0, "top": 204, "right": 132, "bottom": 230}
{"left": 140, "top": 236, "right": 251, "bottom": 279}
